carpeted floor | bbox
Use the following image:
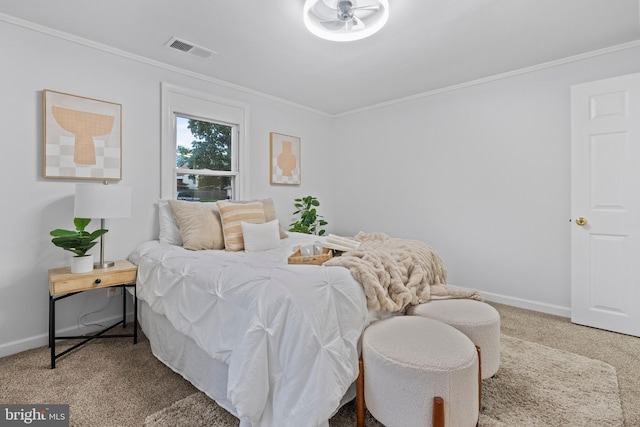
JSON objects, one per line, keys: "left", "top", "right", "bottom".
{"left": 143, "top": 334, "right": 622, "bottom": 426}
{"left": 0, "top": 302, "right": 638, "bottom": 426}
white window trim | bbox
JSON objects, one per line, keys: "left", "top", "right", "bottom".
{"left": 160, "top": 82, "right": 249, "bottom": 200}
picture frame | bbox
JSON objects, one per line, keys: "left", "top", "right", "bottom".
{"left": 43, "top": 89, "right": 122, "bottom": 180}
{"left": 270, "top": 132, "right": 301, "bottom": 185}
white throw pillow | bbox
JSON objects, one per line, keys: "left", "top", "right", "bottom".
{"left": 241, "top": 220, "right": 281, "bottom": 252}
{"left": 158, "top": 200, "right": 182, "bottom": 246}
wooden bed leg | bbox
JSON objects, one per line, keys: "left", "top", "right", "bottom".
{"left": 476, "top": 346, "right": 482, "bottom": 409}
{"left": 433, "top": 396, "right": 444, "bottom": 427}
{"left": 356, "top": 357, "right": 365, "bottom": 427}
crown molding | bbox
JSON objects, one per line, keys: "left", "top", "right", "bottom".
{"left": 0, "top": 13, "right": 331, "bottom": 117}
{"left": 2, "top": 12, "right": 639, "bottom": 118}
{"left": 336, "top": 39, "right": 640, "bottom": 117}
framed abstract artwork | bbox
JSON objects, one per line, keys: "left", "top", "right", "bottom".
{"left": 43, "top": 89, "right": 122, "bottom": 180}
{"left": 270, "top": 132, "right": 301, "bottom": 185}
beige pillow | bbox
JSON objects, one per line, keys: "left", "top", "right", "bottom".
{"left": 216, "top": 200, "right": 267, "bottom": 251}
{"left": 168, "top": 200, "right": 225, "bottom": 250}
{"left": 261, "top": 198, "right": 288, "bottom": 239}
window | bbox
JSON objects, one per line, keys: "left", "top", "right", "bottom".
{"left": 161, "top": 83, "right": 247, "bottom": 201}
{"left": 176, "top": 116, "right": 235, "bottom": 201}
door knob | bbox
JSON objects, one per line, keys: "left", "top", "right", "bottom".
{"left": 575, "top": 217, "right": 588, "bottom": 226}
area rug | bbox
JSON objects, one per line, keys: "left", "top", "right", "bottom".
{"left": 145, "top": 335, "right": 623, "bottom": 427}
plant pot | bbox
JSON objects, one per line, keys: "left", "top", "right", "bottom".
{"left": 71, "top": 254, "right": 94, "bottom": 274}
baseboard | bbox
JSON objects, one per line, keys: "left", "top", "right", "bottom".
{"left": 482, "top": 291, "right": 571, "bottom": 318}
{"left": 0, "top": 311, "right": 135, "bottom": 359}
{"left": 1, "top": 293, "right": 570, "bottom": 358}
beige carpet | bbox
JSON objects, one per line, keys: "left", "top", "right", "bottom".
{"left": 1, "top": 303, "right": 637, "bottom": 426}
{"left": 144, "top": 334, "right": 623, "bottom": 427}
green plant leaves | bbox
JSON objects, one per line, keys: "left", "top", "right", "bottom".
{"left": 73, "top": 217, "right": 91, "bottom": 232}
{"left": 49, "top": 218, "right": 108, "bottom": 257}
{"left": 288, "top": 195, "right": 327, "bottom": 235}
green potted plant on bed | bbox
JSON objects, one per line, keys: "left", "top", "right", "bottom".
{"left": 288, "top": 195, "right": 328, "bottom": 236}
{"left": 50, "top": 218, "right": 108, "bottom": 273}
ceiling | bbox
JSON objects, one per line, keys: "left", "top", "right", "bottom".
{"left": 1, "top": 0, "right": 639, "bottom": 115}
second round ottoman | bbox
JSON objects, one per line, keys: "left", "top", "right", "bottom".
{"left": 407, "top": 299, "right": 501, "bottom": 379}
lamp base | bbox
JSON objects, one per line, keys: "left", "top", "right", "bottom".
{"left": 94, "top": 261, "right": 115, "bottom": 269}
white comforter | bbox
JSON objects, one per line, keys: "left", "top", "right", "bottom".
{"left": 128, "top": 233, "right": 369, "bottom": 427}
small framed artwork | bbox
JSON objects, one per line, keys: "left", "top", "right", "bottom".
{"left": 43, "top": 89, "right": 122, "bottom": 180}
{"left": 270, "top": 132, "right": 301, "bottom": 185}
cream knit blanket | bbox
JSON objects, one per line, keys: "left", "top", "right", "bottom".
{"left": 324, "top": 232, "right": 483, "bottom": 312}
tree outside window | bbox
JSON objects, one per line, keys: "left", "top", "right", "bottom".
{"left": 176, "top": 116, "right": 235, "bottom": 202}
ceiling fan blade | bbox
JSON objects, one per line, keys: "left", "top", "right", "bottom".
{"left": 352, "top": 5, "right": 380, "bottom": 11}
{"left": 346, "top": 16, "right": 364, "bottom": 30}
{"left": 320, "top": 20, "right": 348, "bottom": 30}
{"left": 313, "top": 1, "right": 342, "bottom": 20}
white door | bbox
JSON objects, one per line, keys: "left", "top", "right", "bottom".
{"left": 571, "top": 72, "right": 640, "bottom": 337}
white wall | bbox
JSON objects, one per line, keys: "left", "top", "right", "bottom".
{"left": 2, "top": 15, "right": 640, "bottom": 358}
{"left": 331, "top": 46, "right": 640, "bottom": 315}
{"left": 0, "top": 19, "right": 333, "bottom": 357}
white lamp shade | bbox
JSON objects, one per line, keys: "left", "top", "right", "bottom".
{"left": 74, "top": 183, "right": 132, "bottom": 219}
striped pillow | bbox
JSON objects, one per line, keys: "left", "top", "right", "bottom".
{"left": 216, "top": 200, "right": 266, "bottom": 251}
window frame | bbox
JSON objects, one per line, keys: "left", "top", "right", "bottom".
{"left": 160, "top": 82, "right": 249, "bottom": 200}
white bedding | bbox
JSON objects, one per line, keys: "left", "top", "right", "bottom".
{"left": 128, "top": 233, "right": 370, "bottom": 427}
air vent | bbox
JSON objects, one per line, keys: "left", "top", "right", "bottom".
{"left": 169, "top": 39, "right": 193, "bottom": 53}
{"left": 165, "top": 37, "right": 216, "bottom": 59}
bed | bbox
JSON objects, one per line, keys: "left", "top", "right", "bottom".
{"left": 128, "top": 199, "right": 383, "bottom": 427}
{"left": 128, "top": 199, "right": 479, "bottom": 426}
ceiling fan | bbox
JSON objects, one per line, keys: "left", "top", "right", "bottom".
{"left": 321, "top": 0, "right": 381, "bottom": 31}
{"left": 303, "top": 0, "right": 390, "bottom": 42}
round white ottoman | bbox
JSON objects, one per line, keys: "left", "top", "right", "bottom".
{"left": 407, "top": 299, "right": 501, "bottom": 379}
{"left": 362, "top": 316, "right": 479, "bottom": 427}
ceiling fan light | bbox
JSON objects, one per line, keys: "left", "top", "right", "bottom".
{"left": 303, "top": 0, "right": 389, "bottom": 42}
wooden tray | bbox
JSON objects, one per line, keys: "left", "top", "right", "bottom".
{"left": 288, "top": 247, "right": 333, "bottom": 265}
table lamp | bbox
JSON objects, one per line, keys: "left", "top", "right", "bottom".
{"left": 74, "top": 182, "right": 132, "bottom": 268}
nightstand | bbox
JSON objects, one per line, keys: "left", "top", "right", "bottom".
{"left": 48, "top": 259, "right": 138, "bottom": 369}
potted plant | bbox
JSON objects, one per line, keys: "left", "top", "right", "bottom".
{"left": 50, "top": 218, "right": 108, "bottom": 273}
{"left": 288, "top": 195, "right": 328, "bottom": 236}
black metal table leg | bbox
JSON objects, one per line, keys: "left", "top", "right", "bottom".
{"left": 122, "top": 286, "right": 127, "bottom": 328}
{"left": 49, "top": 283, "right": 137, "bottom": 369}
{"left": 50, "top": 295, "right": 55, "bottom": 369}
{"left": 133, "top": 285, "right": 138, "bottom": 344}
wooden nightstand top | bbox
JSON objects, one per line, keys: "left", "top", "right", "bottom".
{"left": 49, "top": 259, "right": 138, "bottom": 296}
